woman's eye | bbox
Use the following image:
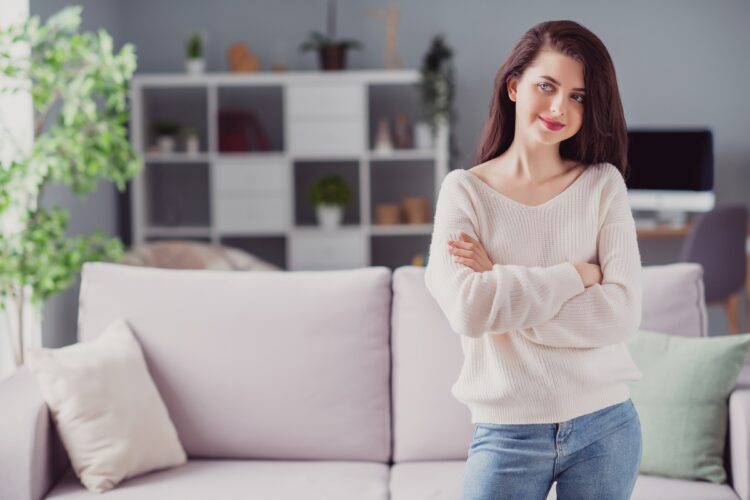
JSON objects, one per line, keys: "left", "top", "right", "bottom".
{"left": 539, "top": 82, "right": 584, "bottom": 104}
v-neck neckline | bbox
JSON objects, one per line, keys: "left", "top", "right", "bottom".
{"left": 460, "top": 164, "right": 595, "bottom": 210}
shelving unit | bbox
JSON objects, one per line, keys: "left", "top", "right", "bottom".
{"left": 129, "top": 70, "right": 449, "bottom": 270}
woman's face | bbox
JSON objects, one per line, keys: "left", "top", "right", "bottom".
{"left": 507, "top": 48, "right": 586, "bottom": 146}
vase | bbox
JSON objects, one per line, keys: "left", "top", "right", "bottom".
{"left": 186, "top": 58, "right": 205, "bottom": 75}
{"left": 414, "top": 121, "right": 433, "bottom": 150}
{"left": 315, "top": 204, "right": 344, "bottom": 229}
{"left": 318, "top": 46, "right": 347, "bottom": 71}
{"left": 401, "top": 196, "right": 430, "bottom": 224}
{"left": 186, "top": 135, "right": 200, "bottom": 155}
{"left": 157, "top": 136, "right": 176, "bottom": 153}
{"left": 374, "top": 118, "right": 393, "bottom": 153}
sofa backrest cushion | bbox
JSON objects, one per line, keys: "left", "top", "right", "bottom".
{"left": 639, "top": 262, "right": 708, "bottom": 338}
{"left": 390, "top": 262, "right": 707, "bottom": 462}
{"left": 77, "top": 263, "right": 392, "bottom": 462}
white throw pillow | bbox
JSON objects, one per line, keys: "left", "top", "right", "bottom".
{"left": 26, "top": 318, "right": 186, "bottom": 493}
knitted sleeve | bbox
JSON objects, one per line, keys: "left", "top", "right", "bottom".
{"left": 424, "top": 171, "right": 585, "bottom": 339}
{"left": 518, "top": 170, "right": 643, "bottom": 348}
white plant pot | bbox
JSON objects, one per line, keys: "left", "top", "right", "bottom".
{"left": 315, "top": 204, "right": 344, "bottom": 229}
{"left": 157, "top": 136, "right": 176, "bottom": 153}
{"left": 186, "top": 135, "right": 200, "bottom": 155}
{"left": 186, "top": 58, "right": 205, "bottom": 75}
{"left": 414, "top": 121, "right": 434, "bottom": 150}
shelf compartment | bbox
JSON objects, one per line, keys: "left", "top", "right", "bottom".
{"left": 289, "top": 231, "right": 367, "bottom": 270}
{"left": 370, "top": 234, "right": 431, "bottom": 270}
{"left": 369, "top": 160, "right": 435, "bottom": 225}
{"left": 368, "top": 82, "right": 425, "bottom": 151}
{"left": 288, "top": 117, "right": 364, "bottom": 156}
{"left": 369, "top": 223, "right": 433, "bottom": 236}
{"left": 145, "top": 235, "right": 211, "bottom": 244}
{"left": 215, "top": 194, "right": 289, "bottom": 234}
{"left": 145, "top": 162, "right": 210, "bottom": 227}
{"left": 217, "top": 85, "right": 284, "bottom": 152}
{"left": 220, "top": 236, "right": 287, "bottom": 270}
{"left": 142, "top": 87, "right": 208, "bottom": 154}
{"left": 213, "top": 157, "right": 289, "bottom": 195}
{"left": 287, "top": 82, "right": 364, "bottom": 119}
{"left": 293, "top": 160, "right": 361, "bottom": 227}
{"left": 145, "top": 226, "right": 212, "bottom": 238}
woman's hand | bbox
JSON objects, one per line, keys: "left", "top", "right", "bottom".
{"left": 447, "top": 232, "right": 493, "bottom": 272}
{"left": 573, "top": 262, "right": 603, "bottom": 288}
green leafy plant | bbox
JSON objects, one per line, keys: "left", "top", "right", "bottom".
{"left": 299, "top": 31, "right": 362, "bottom": 52}
{"left": 309, "top": 173, "right": 351, "bottom": 207}
{"left": 185, "top": 32, "right": 203, "bottom": 59}
{"left": 418, "top": 35, "right": 460, "bottom": 167}
{"left": 418, "top": 35, "right": 457, "bottom": 140}
{"left": 182, "top": 126, "right": 199, "bottom": 138}
{"left": 0, "top": 6, "right": 141, "bottom": 365}
{"left": 152, "top": 121, "right": 181, "bottom": 136}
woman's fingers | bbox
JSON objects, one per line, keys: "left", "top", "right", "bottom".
{"left": 449, "top": 246, "right": 472, "bottom": 256}
{"left": 454, "top": 256, "right": 478, "bottom": 271}
{"left": 448, "top": 240, "right": 474, "bottom": 250}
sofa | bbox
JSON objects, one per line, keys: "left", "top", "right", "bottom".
{"left": 1, "top": 261, "right": 749, "bottom": 500}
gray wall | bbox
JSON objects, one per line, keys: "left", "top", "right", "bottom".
{"left": 31, "top": 0, "right": 750, "bottom": 345}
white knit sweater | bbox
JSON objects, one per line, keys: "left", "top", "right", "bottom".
{"left": 424, "top": 162, "right": 644, "bottom": 424}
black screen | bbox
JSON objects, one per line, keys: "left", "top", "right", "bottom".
{"left": 625, "top": 129, "right": 714, "bottom": 191}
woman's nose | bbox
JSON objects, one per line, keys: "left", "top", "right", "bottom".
{"left": 550, "top": 94, "right": 567, "bottom": 117}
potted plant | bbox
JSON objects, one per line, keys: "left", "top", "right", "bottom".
{"left": 309, "top": 173, "right": 351, "bottom": 229}
{"left": 0, "top": 6, "right": 141, "bottom": 371}
{"left": 152, "top": 121, "right": 181, "bottom": 153}
{"left": 185, "top": 31, "right": 205, "bottom": 74}
{"left": 182, "top": 127, "right": 201, "bottom": 155}
{"left": 299, "top": 0, "right": 362, "bottom": 70}
{"left": 418, "top": 34, "right": 459, "bottom": 164}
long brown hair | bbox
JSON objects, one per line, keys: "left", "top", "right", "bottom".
{"left": 475, "top": 20, "right": 630, "bottom": 180}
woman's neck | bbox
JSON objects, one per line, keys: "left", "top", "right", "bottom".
{"left": 494, "top": 140, "right": 574, "bottom": 184}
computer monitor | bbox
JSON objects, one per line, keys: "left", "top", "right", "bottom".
{"left": 625, "top": 129, "right": 714, "bottom": 222}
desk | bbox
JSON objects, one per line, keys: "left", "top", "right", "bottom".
{"left": 636, "top": 219, "right": 749, "bottom": 334}
{"left": 636, "top": 224, "right": 693, "bottom": 238}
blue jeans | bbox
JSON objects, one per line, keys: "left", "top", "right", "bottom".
{"left": 461, "top": 399, "right": 641, "bottom": 500}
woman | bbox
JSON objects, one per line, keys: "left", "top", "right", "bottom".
{"left": 423, "top": 20, "right": 644, "bottom": 500}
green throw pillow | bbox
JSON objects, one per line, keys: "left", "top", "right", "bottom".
{"left": 625, "top": 329, "right": 750, "bottom": 484}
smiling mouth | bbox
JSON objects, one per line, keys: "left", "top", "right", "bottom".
{"left": 539, "top": 116, "right": 564, "bottom": 131}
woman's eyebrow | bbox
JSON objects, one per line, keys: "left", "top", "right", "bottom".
{"left": 540, "top": 75, "right": 585, "bottom": 92}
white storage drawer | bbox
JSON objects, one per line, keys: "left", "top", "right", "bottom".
{"left": 214, "top": 158, "right": 288, "bottom": 195}
{"left": 215, "top": 194, "right": 289, "bottom": 233}
{"left": 288, "top": 118, "right": 364, "bottom": 156}
{"left": 287, "top": 83, "right": 364, "bottom": 118}
{"left": 290, "top": 232, "right": 367, "bottom": 270}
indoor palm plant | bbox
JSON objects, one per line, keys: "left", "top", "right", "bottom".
{"left": 0, "top": 6, "right": 141, "bottom": 368}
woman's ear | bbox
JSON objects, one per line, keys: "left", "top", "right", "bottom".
{"left": 507, "top": 77, "right": 518, "bottom": 102}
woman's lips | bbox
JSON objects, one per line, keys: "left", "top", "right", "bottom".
{"left": 539, "top": 116, "right": 564, "bottom": 131}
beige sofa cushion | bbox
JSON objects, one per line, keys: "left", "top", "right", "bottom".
{"left": 77, "top": 263, "right": 392, "bottom": 462}
{"left": 26, "top": 319, "right": 186, "bottom": 493}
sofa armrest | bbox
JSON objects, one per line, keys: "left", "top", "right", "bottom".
{"left": 730, "top": 388, "right": 750, "bottom": 500}
{"left": 0, "top": 366, "right": 69, "bottom": 500}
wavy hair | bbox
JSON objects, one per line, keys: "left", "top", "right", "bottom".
{"left": 475, "top": 20, "right": 629, "bottom": 179}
